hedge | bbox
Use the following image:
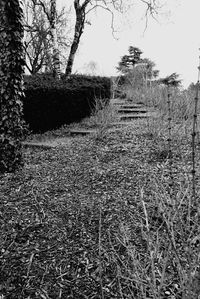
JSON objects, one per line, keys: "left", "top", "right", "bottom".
{"left": 23, "top": 74, "right": 111, "bottom": 133}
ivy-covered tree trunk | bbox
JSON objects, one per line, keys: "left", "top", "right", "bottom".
{"left": 0, "top": 0, "right": 25, "bottom": 173}
{"left": 50, "top": 0, "right": 61, "bottom": 78}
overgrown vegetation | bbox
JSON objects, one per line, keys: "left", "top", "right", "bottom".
{"left": 0, "top": 125, "right": 199, "bottom": 298}
{"left": 1, "top": 75, "right": 200, "bottom": 297}
{"left": 1, "top": 19, "right": 200, "bottom": 296}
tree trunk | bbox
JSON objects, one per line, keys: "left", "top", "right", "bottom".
{"left": 65, "top": 3, "right": 85, "bottom": 77}
{"left": 50, "top": 0, "right": 61, "bottom": 78}
{"left": 0, "top": 0, "right": 25, "bottom": 173}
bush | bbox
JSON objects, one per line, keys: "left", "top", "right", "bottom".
{"left": 23, "top": 74, "right": 111, "bottom": 133}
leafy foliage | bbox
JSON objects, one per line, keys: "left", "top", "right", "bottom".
{"left": 117, "top": 46, "right": 143, "bottom": 73}
{"left": 0, "top": 0, "right": 26, "bottom": 173}
{"left": 116, "top": 47, "right": 161, "bottom": 104}
{"left": 159, "top": 72, "right": 182, "bottom": 87}
{"left": 117, "top": 46, "right": 160, "bottom": 96}
{"left": 117, "top": 46, "right": 159, "bottom": 79}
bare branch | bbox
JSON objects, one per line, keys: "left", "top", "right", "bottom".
{"left": 65, "top": 0, "right": 165, "bottom": 76}
{"left": 32, "top": 0, "right": 51, "bottom": 22}
{"left": 136, "top": 0, "right": 161, "bottom": 33}
{"left": 81, "top": 0, "right": 92, "bottom": 10}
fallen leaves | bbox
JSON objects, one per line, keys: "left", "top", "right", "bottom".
{"left": 0, "top": 126, "right": 200, "bottom": 298}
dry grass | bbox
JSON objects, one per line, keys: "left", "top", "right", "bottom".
{"left": 113, "top": 82, "right": 200, "bottom": 298}
{"left": 1, "top": 86, "right": 200, "bottom": 298}
{"left": 79, "top": 97, "right": 120, "bottom": 140}
{"left": 82, "top": 97, "right": 119, "bottom": 128}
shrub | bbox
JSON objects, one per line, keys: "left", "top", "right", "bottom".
{"left": 23, "top": 74, "right": 111, "bottom": 133}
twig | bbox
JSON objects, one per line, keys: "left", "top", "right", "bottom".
{"left": 167, "top": 86, "right": 173, "bottom": 199}
{"left": 186, "top": 51, "right": 200, "bottom": 299}
{"left": 26, "top": 252, "right": 35, "bottom": 279}
{"left": 98, "top": 200, "right": 104, "bottom": 299}
{"left": 140, "top": 188, "right": 157, "bottom": 299}
{"left": 191, "top": 59, "right": 200, "bottom": 207}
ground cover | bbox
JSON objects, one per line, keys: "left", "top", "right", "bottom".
{"left": 0, "top": 118, "right": 200, "bottom": 298}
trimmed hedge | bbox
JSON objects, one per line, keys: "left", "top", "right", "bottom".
{"left": 23, "top": 74, "right": 111, "bottom": 133}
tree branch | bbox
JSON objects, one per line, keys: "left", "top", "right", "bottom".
{"left": 139, "top": 0, "right": 160, "bottom": 32}
{"left": 32, "top": 0, "right": 51, "bottom": 23}
{"left": 81, "top": 0, "right": 92, "bottom": 10}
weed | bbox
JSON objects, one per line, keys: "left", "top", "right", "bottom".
{"left": 191, "top": 80, "right": 200, "bottom": 205}
{"left": 88, "top": 97, "right": 119, "bottom": 140}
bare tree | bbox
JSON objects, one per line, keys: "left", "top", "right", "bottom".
{"left": 65, "top": 0, "right": 163, "bottom": 77}
{"left": 25, "top": 0, "right": 71, "bottom": 77}
{"left": 49, "top": 0, "right": 60, "bottom": 77}
{"left": 65, "top": 0, "right": 89, "bottom": 77}
{"left": 23, "top": 1, "right": 52, "bottom": 74}
{"left": 31, "top": 0, "right": 61, "bottom": 77}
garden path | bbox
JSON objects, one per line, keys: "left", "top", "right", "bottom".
{"left": 23, "top": 98, "right": 158, "bottom": 149}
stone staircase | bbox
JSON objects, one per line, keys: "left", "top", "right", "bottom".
{"left": 23, "top": 98, "right": 158, "bottom": 148}
{"left": 111, "top": 99, "right": 156, "bottom": 123}
{"left": 65, "top": 99, "right": 157, "bottom": 135}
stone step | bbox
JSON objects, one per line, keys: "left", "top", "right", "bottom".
{"left": 23, "top": 137, "right": 73, "bottom": 149}
{"left": 118, "top": 108, "right": 148, "bottom": 114}
{"left": 112, "top": 102, "right": 127, "bottom": 106}
{"left": 22, "top": 141, "right": 55, "bottom": 149}
{"left": 119, "top": 113, "right": 150, "bottom": 121}
{"left": 113, "top": 102, "right": 144, "bottom": 107}
{"left": 69, "top": 127, "right": 126, "bottom": 136}
{"left": 69, "top": 129, "right": 96, "bottom": 136}
{"left": 111, "top": 121, "right": 136, "bottom": 126}
{"left": 119, "top": 104, "right": 146, "bottom": 109}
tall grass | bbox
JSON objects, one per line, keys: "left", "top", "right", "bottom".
{"left": 165, "top": 86, "right": 174, "bottom": 200}
{"left": 86, "top": 97, "right": 119, "bottom": 139}
{"left": 76, "top": 97, "right": 119, "bottom": 132}
{"left": 191, "top": 82, "right": 199, "bottom": 204}
{"left": 118, "top": 79, "right": 200, "bottom": 298}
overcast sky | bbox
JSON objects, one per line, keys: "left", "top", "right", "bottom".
{"left": 59, "top": 0, "right": 200, "bottom": 88}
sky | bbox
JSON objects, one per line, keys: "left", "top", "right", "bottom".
{"left": 58, "top": 0, "right": 200, "bottom": 88}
